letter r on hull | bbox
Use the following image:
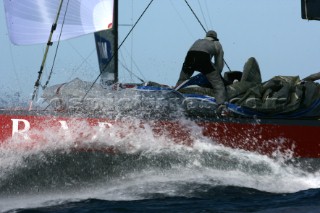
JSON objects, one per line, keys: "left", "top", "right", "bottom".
{"left": 11, "top": 119, "right": 31, "bottom": 140}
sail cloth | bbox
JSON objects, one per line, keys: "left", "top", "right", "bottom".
{"left": 301, "top": 0, "right": 320, "bottom": 21}
{"left": 95, "top": 30, "right": 117, "bottom": 86}
{"left": 3, "top": 0, "right": 114, "bottom": 45}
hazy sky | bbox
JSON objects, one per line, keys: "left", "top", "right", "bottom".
{"left": 1, "top": 0, "right": 320, "bottom": 98}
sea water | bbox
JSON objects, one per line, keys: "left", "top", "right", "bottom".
{"left": 0, "top": 114, "right": 320, "bottom": 212}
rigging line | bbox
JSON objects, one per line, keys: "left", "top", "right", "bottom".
{"left": 119, "top": 60, "right": 144, "bottom": 83}
{"left": 8, "top": 43, "right": 22, "bottom": 93}
{"left": 184, "top": 0, "right": 232, "bottom": 72}
{"left": 122, "top": 46, "right": 146, "bottom": 80}
{"left": 119, "top": 47, "right": 143, "bottom": 82}
{"left": 81, "top": 0, "right": 155, "bottom": 101}
{"left": 130, "top": 54, "right": 146, "bottom": 81}
{"left": 223, "top": 56, "right": 232, "bottom": 72}
{"left": 43, "top": 0, "right": 71, "bottom": 90}
{"left": 119, "top": 46, "right": 145, "bottom": 82}
{"left": 118, "top": 48, "right": 131, "bottom": 80}
{"left": 197, "top": 0, "right": 208, "bottom": 30}
{"left": 66, "top": 43, "right": 97, "bottom": 81}
{"left": 204, "top": 0, "right": 214, "bottom": 28}
{"left": 169, "top": 1, "right": 194, "bottom": 38}
{"left": 30, "top": 0, "right": 65, "bottom": 106}
{"left": 131, "top": 0, "right": 134, "bottom": 79}
{"left": 184, "top": 0, "right": 206, "bottom": 33}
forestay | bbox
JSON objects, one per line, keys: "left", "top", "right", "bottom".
{"left": 3, "top": 0, "right": 114, "bottom": 45}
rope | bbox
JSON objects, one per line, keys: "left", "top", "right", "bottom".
{"left": 223, "top": 58, "right": 232, "bottom": 72}
{"left": 43, "top": 0, "right": 71, "bottom": 90}
{"left": 119, "top": 60, "right": 144, "bottom": 83}
{"left": 66, "top": 44, "right": 96, "bottom": 81}
{"left": 184, "top": 0, "right": 232, "bottom": 72}
{"left": 9, "top": 42, "right": 22, "bottom": 92}
{"left": 169, "top": 1, "right": 193, "bottom": 37}
{"left": 184, "top": 0, "right": 207, "bottom": 32}
{"left": 204, "top": 0, "right": 214, "bottom": 29}
{"left": 81, "top": 0, "right": 154, "bottom": 101}
{"left": 30, "top": 0, "right": 64, "bottom": 108}
{"left": 197, "top": 0, "right": 208, "bottom": 30}
{"left": 121, "top": 46, "right": 146, "bottom": 81}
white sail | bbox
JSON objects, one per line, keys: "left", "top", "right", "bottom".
{"left": 3, "top": 0, "right": 114, "bottom": 45}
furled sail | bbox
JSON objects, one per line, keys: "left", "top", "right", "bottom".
{"left": 3, "top": 0, "right": 114, "bottom": 45}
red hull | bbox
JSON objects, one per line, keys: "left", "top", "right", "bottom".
{"left": 0, "top": 110, "right": 319, "bottom": 158}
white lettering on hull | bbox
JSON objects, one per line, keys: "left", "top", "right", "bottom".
{"left": 91, "top": 122, "right": 113, "bottom": 140}
{"left": 11, "top": 119, "right": 31, "bottom": 140}
{"left": 59, "top": 120, "right": 69, "bottom": 130}
{"left": 8, "top": 118, "right": 113, "bottom": 141}
{"left": 58, "top": 120, "right": 72, "bottom": 140}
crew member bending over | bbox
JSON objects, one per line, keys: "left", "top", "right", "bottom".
{"left": 176, "top": 30, "right": 227, "bottom": 104}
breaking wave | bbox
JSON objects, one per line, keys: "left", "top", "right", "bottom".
{"left": 0, "top": 116, "right": 319, "bottom": 212}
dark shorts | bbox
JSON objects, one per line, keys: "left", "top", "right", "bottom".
{"left": 183, "top": 51, "right": 215, "bottom": 75}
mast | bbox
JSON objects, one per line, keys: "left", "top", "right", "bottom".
{"left": 114, "top": 0, "right": 119, "bottom": 83}
{"left": 94, "top": 0, "right": 119, "bottom": 87}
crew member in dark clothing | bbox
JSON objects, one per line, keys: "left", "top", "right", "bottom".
{"left": 176, "top": 30, "right": 227, "bottom": 104}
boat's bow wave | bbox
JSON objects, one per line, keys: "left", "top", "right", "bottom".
{"left": 0, "top": 106, "right": 319, "bottom": 211}
{"left": 0, "top": 118, "right": 319, "bottom": 211}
